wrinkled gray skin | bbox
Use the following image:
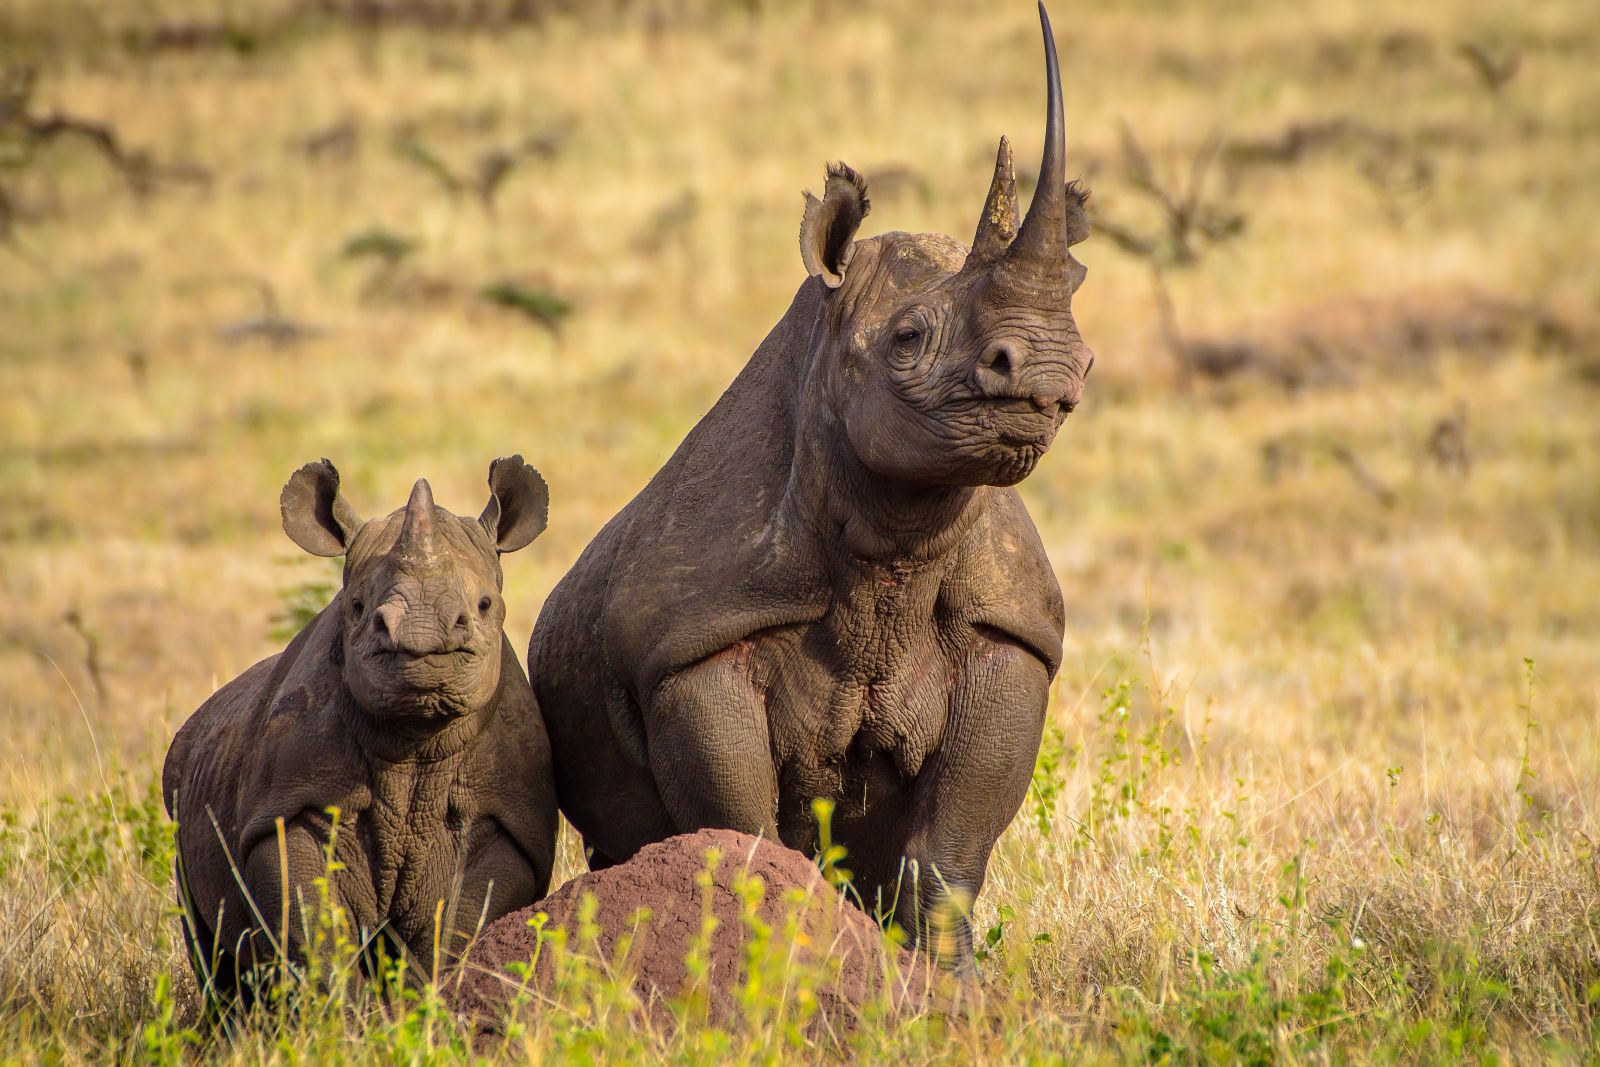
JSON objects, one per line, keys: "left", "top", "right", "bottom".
{"left": 531, "top": 5, "right": 1093, "bottom": 965}
{"left": 164, "top": 457, "right": 557, "bottom": 1006}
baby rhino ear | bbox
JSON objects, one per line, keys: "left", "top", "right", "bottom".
{"left": 281, "top": 459, "right": 363, "bottom": 557}
{"left": 479, "top": 455, "right": 549, "bottom": 554}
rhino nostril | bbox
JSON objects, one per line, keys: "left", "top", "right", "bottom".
{"left": 985, "top": 345, "right": 1015, "bottom": 378}
{"left": 454, "top": 612, "right": 470, "bottom": 631}
{"left": 373, "top": 602, "right": 405, "bottom": 644}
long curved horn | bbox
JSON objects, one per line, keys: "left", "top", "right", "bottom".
{"left": 1005, "top": 2, "right": 1066, "bottom": 271}
{"left": 397, "top": 478, "right": 437, "bottom": 559}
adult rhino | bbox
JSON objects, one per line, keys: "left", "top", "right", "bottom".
{"left": 532, "top": 4, "right": 1092, "bottom": 962}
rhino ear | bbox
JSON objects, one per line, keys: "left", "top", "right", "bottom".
{"left": 1065, "top": 182, "right": 1090, "bottom": 292}
{"left": 799, "top": 162, "right": 870, "bottom": 289}
{"left": 281, "top": 459, "right": 362, "bottom": 557}
{"left": 1065, "top": 179, "right": 1091, "bottom": 248}
{"left": 479, "top": 455, "right": 548, "bottom": 554}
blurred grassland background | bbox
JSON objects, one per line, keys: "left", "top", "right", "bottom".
{"left": 1, "top": 0, "right": 1598, "bottom": 1061}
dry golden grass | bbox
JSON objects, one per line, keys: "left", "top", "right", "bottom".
{"left": 1, "top": 0, "right": 1597, "bottom": 1061}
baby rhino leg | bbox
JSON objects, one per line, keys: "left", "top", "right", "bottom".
{"left": 219, "top": 815, "right": 362, "bottom": 1003}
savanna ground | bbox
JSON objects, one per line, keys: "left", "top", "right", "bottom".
{"left": 2, "top": 0, "right": 1598, "bottom": 1061}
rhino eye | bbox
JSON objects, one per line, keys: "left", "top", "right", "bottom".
{"left": 893, "top": 326, "right": 921, "bottom": 348}
{"left": 351, "top": 597, "right": 365, "bottom": 616}
{"left": 478, "top": 595, "right": 493, "bottom": 615}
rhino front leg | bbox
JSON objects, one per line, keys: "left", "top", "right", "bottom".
{"left": 219, "top": 814, "right": 376, "bottom": 999}
{"left": 184, "top": 818, "right": 327, "bottom": 1008}
{"left": 899, "top": 633, "right": 1050, "bottom": 966}
{"left": 646, "top": 646, "right": 781, "bottom": 839}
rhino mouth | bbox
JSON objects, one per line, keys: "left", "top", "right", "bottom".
{"left": 984, "top": 441, "right": 1048, "bottom": 486}
{"left": 370, "top": 647, "right": 477, "bottom": 669}
{"left": 979, "top": 400, "right": 1066, "bottom": 447}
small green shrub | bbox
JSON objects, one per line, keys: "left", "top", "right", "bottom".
{"left": 270, "top": 560, "right": 341, "bottom": 641}
{"left": 34, "top": 774, "right": 175, "bottom": 888}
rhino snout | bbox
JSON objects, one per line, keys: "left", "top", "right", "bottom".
{"left": 373, "top": 599, "right": 407, "bottom": 649}
{"left": 371, "top": 594, "right": 467, "bottom": 657}
{"left": 970, "top": 338, "right": 1086, "bottom": 414}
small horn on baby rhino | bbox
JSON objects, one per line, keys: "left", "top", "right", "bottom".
{"left": 1001, "top": 2, "right": 1068, "bottom": 274}
{"left": 397, "top": 478, "right": 437, "bottom": 559}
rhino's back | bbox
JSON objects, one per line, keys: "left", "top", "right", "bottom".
{"left": 542, "top": 280, "right": 825, "bottom": 687}
{"left": 163, "top": 651, "right": 284, "bottom": 828}
{"left": 165, "top": 609, "right": 364, "bottom": 917}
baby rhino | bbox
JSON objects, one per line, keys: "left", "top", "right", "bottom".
{"left": 163, "top": 456, "right": 558, "bottom": 1007}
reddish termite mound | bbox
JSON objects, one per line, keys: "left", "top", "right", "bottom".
{"left": 449, "top": 829, "right": 933, "bottom": 1031}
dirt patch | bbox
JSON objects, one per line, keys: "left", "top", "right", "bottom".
{"left": 449, "top": 829, "right": 933, "bottom": 1033}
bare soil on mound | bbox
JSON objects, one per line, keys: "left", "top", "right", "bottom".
{"left": 448, "top": 829, "right": 934, "bottom": 1032}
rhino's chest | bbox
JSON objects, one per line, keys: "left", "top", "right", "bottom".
{"left": 334, "top": 762, "right": 486, "bottom": 942}
{"left": 759, "top": 557, "right": 973, "bottom": 810}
